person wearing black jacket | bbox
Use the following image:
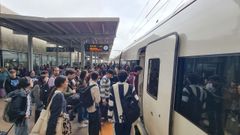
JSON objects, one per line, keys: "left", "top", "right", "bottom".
{"left": 31, "top": 70, "right": 50, "bottom": 122}
{"left": 7, "top": 77, "right": 33, "bottom": 135}
{"left": 46, "top": 76, "right": 68, "bottom": 135}
{"left": 108, "top": 70, "right": 139, "bottom": 135}
{"left": 4, "top": 68, "right": 19, "bottom": 94}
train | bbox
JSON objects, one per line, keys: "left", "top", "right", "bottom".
{"left": 113, "top": 0, "right": 240, "bottom": 135}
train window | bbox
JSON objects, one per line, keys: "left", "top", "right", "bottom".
{"left": 147, "top": 58, "right": 160, "bottom": 99}
{"left": 175, "top": 55, "right": 240, "bottom": 135}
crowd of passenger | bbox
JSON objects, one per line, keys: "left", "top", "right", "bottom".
{"left": 0, "top": 63, "right": 143, "bottom": 135}
{"left": 180, "top": 73, "right": 240, "bottom": 135}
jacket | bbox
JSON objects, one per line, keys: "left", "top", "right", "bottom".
{"left": 7, "top": 89, "right": 27, "bottom": 123}
{"left": 4, "top": 77, "right": 19, "bottom": 94}
{"left": 46, "top": 91, "right": 66, "bottom": 135}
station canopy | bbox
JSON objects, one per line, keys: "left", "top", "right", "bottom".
{"left": 0, "top": 13, "right": 119, "bottom": 60}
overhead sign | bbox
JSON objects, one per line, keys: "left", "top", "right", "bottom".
{"left": 85, "top": 44, "right": 109, "bottom": 52}
{"left": 46, "top": 47, "right": 75, "bottom": 52}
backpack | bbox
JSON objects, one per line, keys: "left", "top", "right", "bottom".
{"left": 119, "top": 84, "right": 140, "bottom": 124}
{"left": 3, "top": 90, "right": 27, "bottom": 123}
{"left": 79, "top": 84, "right": 96, "bottom": 108}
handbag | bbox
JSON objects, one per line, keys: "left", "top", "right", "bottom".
{"left": 30, "top": 91, "right": 68, "bottom": 135}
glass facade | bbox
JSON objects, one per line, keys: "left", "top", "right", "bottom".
{"left": 33, "top": 54, "right": 41, "bottom": 67}
{"left": 18, "top": 53, "right": 28, "bottom": 68}
{"left": 3, "top": 51, "right": 18, "bottom": 68}
{"left": 42, "top": 55, "right": 48, "bottom": 65}
{"left": 1, "top": 50, "right": 70, "bottom": 68}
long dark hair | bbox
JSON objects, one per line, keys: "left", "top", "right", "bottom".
{"left": 47, "top": 75, "right": 67, "bottom": 106}
{"left": 80, "top": 70, "right": 87, "bottom": 80}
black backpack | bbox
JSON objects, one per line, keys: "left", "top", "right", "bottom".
{"left": 3, "top": 90, "right": 26, "bottom": 123}
{"left": 79, "top": 84, "right": 96, "bottom": 108}
{"left": 119, "top": 84, "right": 140, "bottom": 124}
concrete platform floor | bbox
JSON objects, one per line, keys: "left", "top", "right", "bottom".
{"left": 0, "top": 99, "right": 113, "bottom": 135}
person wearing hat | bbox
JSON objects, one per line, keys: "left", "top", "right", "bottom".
{"left": 4, "top": 68, "right": 20, "bottom": 94}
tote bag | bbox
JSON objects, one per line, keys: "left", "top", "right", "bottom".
{"left": 30, "top": 92, "right": 63, "bottom": 135}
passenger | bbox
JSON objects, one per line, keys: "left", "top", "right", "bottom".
{"left": 78, "top": 70, "right": 89, "bottom": 128}
{"left": 75, "top": 68, "right": 81, "bottom": 82}
{"left": 48, "top": 67, "right": 60, "bottom": 88}
{"left": 31, "top": 70, "right": 50, "bottom": 122}
{"left": 110, "top": 69, "right": 119, "bottom": 85}
{"left": 127, "top": 65, "right": 143, "bottom": 95}
{"left": 65, "top": 69, "right": 78, "bottom": 120}
{"left": 4, "top": 68, "right": 19, "bottom": 94}
{"left": 108, "top": 70, "right": 139, "bottom": 135}
{"left": 46, "top": 76, "right": 68, "bottom": 135}
{"left": 29, "top": 70, "right": 38, "bottom": 85}
{"left": 100, "top": 69, "right": 114, "bottom": 121}
{"left": 223, "top": 81, "right": 237, "bottom": 126}
{"left": 8, "top": 77, "right": 33, "bottom": 135}
{"left": 205, "top": 75, "right": 224, "bottom": 135}
{"left": 180, "top": 73, "right": 207, "bottom": 125}
{"left": 87, "top": 71, "right": 101, "bottom": 135}
{"left": 65, "top": 69, "right": 76, "bottom": 97}
{"left": 0, "top": 67, "right": 9, "bottom": 98}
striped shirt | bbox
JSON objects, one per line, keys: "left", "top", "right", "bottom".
{"left": 100, "top": 75, "right": 111, "bottom": 99}
{"left": 108, "top": 82, "right": 139, "bottom": 123}
{"left": 181, "top": 85, "right": 207, "bottom": 111}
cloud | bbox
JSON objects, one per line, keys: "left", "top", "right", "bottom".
{"left": 1, "top": 0, "right": 147, "bottom": 59}
{"left": 2, "top": 0, "right": 184, "bottom": 59}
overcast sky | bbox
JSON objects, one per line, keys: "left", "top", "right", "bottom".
{"left": 0, "top": 0, "right": 187, "bottom": 58}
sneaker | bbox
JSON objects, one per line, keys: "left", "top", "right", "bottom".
{"left": 83, "top": 120, "right": 89, "bottom": 124}
{"left": 79, "top": 122, "right": 88, "bottom": 128}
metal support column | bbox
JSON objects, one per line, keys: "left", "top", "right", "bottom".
{"left": 77, "top": 51, "right": 80, "bottom": 67}
{"left": 94, "top": 52, "right": 97, "bottom": 64}
{"left": 28, "top": 35, "right": 33, "bottom": 71}
{"left": 81, "top": 42, "right": 85, "bottom": 69}
{"left": 56, "top": 45, "right": 59, "bottom": 66}
{"left": 90, "top": 52, "right": 93, "bottom": 68}
{"left": 69, "top": 41, "right": 73, "bottom": 67}
{"left": 69, "top": 51, "right": 72, "bottom": 67}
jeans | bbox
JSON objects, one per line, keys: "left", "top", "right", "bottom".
{"left": 88, "top": 110, "right": 100, "bottom": 135}
{"left": 78, "top": 106, "right": 88, "bottom": 122}
{"left": 15, "top": 119, "right": 28, "bottom": 135}
{"left": 115, "top": 122, "right": 132, "bottom": 135}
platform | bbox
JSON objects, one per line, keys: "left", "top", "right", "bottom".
{"left": 0, "top": 99, "right": 113, "bottom": 135}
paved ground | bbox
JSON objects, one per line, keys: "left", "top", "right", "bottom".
{"left": 0, "top": 99, "right": 113, "bottom": 135}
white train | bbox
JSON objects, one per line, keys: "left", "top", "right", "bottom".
{"left": 113, "top": 0, "right": 240, "bottom": 135}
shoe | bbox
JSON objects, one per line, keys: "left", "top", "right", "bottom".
{"left": 79, "top": 122, "right": 88, "bottom": 128}
{"left": 83, "top": 120, "right": 89, "bottom": 124}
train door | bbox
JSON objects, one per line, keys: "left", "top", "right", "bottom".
{"left": 143, "top": 33, "right": 179, "bottom": 135}
{"left": 138, "top": 48, "right": 146, "bottom": 116}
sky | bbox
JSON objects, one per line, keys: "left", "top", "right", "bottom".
{"left": 0, "top": 0, "right": 189, "bottom": 59}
